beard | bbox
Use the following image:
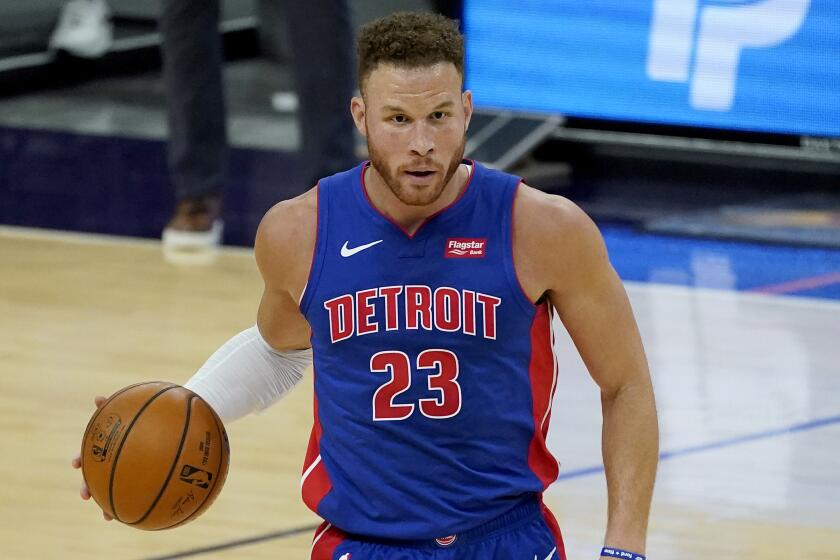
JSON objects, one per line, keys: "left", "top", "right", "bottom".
{"left": 367, "top": 135, "right": 466, "bottom": 207}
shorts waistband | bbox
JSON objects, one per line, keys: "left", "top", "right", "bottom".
{"left": 344, "top": 496, "right": 542, "bottom": 549}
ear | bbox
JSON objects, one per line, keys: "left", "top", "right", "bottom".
{"left": 351, "top": 96, "right": 368, "bottom": 137}
{"left": 462, "top": 90, "right": 473, "bottom": 132}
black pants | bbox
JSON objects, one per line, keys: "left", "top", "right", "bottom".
{"left": 159, "top": 0, "right": 357, "bottom": 201}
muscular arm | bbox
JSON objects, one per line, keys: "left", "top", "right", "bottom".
{"left": 514, "top": 186, "right": 658, "bottom": 556}
{"left": 182, "top": 189, "right": 318, "bottom": 422}
{"left": 254, "top": 188, "right": 318, "bottom": 350}
{"left": 73, "top": 189, "right": 321, "bottom": 511}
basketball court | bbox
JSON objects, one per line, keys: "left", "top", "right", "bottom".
{"left": 1, "top": 225, "right": 837, "bottom": 559}
{"left": 1, "top": 1, "right": 839, "bottom": 558}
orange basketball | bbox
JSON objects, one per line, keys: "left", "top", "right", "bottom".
{"left": 80, "top": 381, "right": 230, "bottom": 530}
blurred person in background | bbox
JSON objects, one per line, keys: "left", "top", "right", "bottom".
{"left": 47, "top": 0, "right": 462, "bottom": 252}
{"left": 160, "top": 0, "right": 357, "bottom": 251}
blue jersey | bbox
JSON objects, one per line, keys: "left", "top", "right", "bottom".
{"left": 299, "top": 161, "right": 559, "bottom": 540}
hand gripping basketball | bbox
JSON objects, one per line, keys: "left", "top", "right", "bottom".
{"left": 72, "top": 396, "right": 112, "bottom": 521}
{"left": 74, "top": 382, "right": 230, "bottom": 530}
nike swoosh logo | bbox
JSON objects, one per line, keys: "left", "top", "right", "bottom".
{"left": 534, "top": 547, "right": 556, "bottom": 560}
{"left": 340, "top": 239, "right": 383, "bottom": 257}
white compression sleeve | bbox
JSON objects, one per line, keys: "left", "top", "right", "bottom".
{"left": 184, "top": 326, "right": 311, "bottom": 424}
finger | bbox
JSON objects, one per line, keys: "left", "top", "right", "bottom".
{"left": 71, "top": 456, "right": 81, "bottom": 469}
{"left": 80, "top": 482, "right": 91, "bottom": 500}
{"left": 94, "top": 396, "right": 107, "bottom": 408}
{"left": 103, "top": 511, "right": 113, "bottom": 521}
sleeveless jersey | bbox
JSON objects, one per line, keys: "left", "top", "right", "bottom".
{"left": 299, "top": 160, "right": 560, "bottom": 539}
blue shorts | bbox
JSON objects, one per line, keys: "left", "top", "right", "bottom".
{"left": 310, "top": 497, "right": 566, "bottom": 560}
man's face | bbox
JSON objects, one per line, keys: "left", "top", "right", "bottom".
{"left": 351, "top": 62, "right": 473, "bottom": 207}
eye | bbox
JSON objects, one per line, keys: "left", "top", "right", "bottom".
{"left": 431, "top": 111, "right": 447, "bottom": 120}
{"left": 391, "top": 114, "right": 408, "bottom": 124}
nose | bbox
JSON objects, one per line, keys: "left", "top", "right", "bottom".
{"left": 407, "top": 121, "right": 434, "bottom": 157}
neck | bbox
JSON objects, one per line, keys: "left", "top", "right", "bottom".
{"left": 364, "top": 163, "right": 469, "bottom": 235}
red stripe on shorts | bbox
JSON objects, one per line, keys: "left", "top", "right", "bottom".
{"left": 310, "top": 521, "right": 346, "bottom": 560}
{"left": 540, "top": 500, "right": 567, "bottom": 560}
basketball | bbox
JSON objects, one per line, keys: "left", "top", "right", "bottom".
{"left": 80, "top": 381, "right": 230, "bottom": 530}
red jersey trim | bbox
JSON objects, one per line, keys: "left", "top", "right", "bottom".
{"left": 540, "top": 499, "right": 568, "bottom": 560}
{"left": 301, "top": 367, "right": 333, "bottom": 513}
{"left": 526, "top": 303, "right": 560, "bottom": 489}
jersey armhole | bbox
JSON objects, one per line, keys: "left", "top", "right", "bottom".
{"left": 299, "top": 182, "right": 328, "bottom": 316}
{"left": 503, "top": 179, "right": 539, "bottom": 315}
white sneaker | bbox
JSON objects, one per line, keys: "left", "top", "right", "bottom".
{"left": 49, "top": 0, "right": 113, "bottom": 58}
{"left": 162, "top": 220, "right": 224, "bottom": 266}
{"left": 162, "top": 219, "right": 224, "bottom": 250}
{"left": 161, "top": 195, "right": 224, "bottom": 265}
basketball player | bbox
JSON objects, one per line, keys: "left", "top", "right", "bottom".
{"left": 74, "top": 12, "right": 658, "bottom": 560}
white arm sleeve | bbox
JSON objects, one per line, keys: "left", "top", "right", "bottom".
{"left": 184, "top": 326, "right": 311, "bottom": 424}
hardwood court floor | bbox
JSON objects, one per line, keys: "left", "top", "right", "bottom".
{"left": 0, "top": 227, "right": 838, "bottom": 559}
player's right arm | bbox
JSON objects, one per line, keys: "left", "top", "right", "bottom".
{"left": 254, "top": 187, "right": 318, "bottom": 351}
{"left": 73, "top": 189, "right": 319, "bottom": 515}
{"left": 181, "top": 188, "right": 318, "bottom": 421}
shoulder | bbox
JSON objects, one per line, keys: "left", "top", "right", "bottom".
{"left": 514, "top": 183, "right": 603, "bottom": 255}
{"left": 513, "top": 183, "right": 609, "bottom": 299}
{"left": 254, "top": 187, "right": 318, "bottom": 293}
{"left": 256, "top": 187, "right": 317, "bottom": 246}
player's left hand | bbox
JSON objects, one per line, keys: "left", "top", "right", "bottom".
{"left": 71, "top": 395, "right": 113, "bottom": 521}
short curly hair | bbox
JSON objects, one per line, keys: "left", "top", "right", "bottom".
{"left": 357, "top": 11, "right": 464, "bottom": 94}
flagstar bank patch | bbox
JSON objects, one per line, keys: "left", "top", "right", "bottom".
{"left": 445, "top": 238, "right": 487, "bottom": 258}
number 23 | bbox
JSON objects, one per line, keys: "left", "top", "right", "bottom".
{"left": 370, "top": 349, "right": 461, "bottom": 421}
